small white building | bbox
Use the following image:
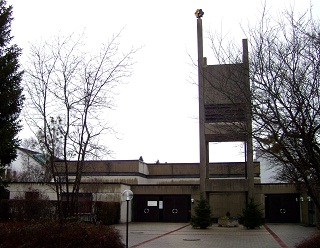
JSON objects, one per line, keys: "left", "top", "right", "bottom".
{"left": 8, "top": 147, "right": 47, "bottom": 181}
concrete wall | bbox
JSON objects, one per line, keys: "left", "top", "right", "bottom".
{"left": 56, "top": 160, "right": 143, "bottom": 174}
{"left": 131, "top": 185, "right": 199, "bottom": 195}
{"left": 57, "top": 160, "right": 259, "bottom": 178}
{"left": 255, "top": 183, "right": 298, "bottom": 194}
{"left": 82, "top": 175, "right": 200, "bottom": 185}
{"left": 8, "top": 183, "right": 57, "bottom": 200}
{"left": 203, "top": 64, "right": 248, "bottom": 105}
{"left": 299, "top": 192, "right": 316, "bottom": 226}
{"left": 206, "top": 179, "right": 248, "bottom": 192}
{"left": 210, "top": 192, "right": 247, "bottom": 218}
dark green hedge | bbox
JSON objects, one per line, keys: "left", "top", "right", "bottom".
{"left": 0, "top": 221, "right": 125, "bottom": 248}
{"left": 1, "top": 199, "right": 121, "bottom": 224}
{"left": 95, "top": 201, "right": 120, "bottom": 225}
{"left": 9, "top": 199, "right": 55, "bottom": 220}
{"left": 0, "top": 199, "right": 9, "bottom": 219}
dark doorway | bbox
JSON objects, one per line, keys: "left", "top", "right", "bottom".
{"left": 162, "top": 195, "right": 191, "bottom": 222}
{"left": 265, "top": 194, "right": 300, "bottom": 223}
{"left": 133, "top": 195, "right": 191, "bottom": 222}
{"left": 133, "top": 195, "right": 160, "bottom": 222}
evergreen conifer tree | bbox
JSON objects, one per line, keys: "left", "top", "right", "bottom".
{"left": 191, "top": 196, "right": 213, "bottom": 229}
{"left": 0, "top": 0, "right": 24, "bottom": 184}
{"left": 239, "top": 198, "right": 264, "bottom": 229}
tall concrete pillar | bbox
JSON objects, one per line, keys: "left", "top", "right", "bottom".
{"left": 242, "top": 39, "right": 254, "bottom": 199}
{"left": 197, "top": 15, "right": 207, "bottom": 196}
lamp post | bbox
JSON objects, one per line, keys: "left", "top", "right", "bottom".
{"left": 122, "top": 189, "right": 133, "bottom": 248}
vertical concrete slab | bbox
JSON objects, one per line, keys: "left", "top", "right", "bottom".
{"left": 196, "top": 17, "right": 207, "bottom": 196}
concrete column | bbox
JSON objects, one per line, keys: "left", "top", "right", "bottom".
{"left": 197, "top": 18, "right": 207, "bottom": 196}
{"left": 242, "top": 39, "right": 254, "bottom": 199}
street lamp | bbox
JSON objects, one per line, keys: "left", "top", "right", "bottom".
{"left": 122, "top": 189, "right": 133, "bottom": 248}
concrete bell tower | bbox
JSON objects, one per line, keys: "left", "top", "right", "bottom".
{"left": 196, "top": 10, "right": 254, "bottom": 201}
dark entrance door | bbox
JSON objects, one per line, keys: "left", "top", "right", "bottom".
{"left": 265, "top": 194, "right": 300, "bottom": 223}
{"left": 133, "top": 195, "right": 160, "bottom": 222}
{"left": 133, "top": 195, "right": 190, "bottom": 222}
{"left": 162, "top": 195, "right": 191, "bottom": 222}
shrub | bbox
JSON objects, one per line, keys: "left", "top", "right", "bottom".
{"left": 10, "top": 199, "right": 55, "bottom": 220}
{"left": 238, "top": 198, "right": 264, "bottom": 229}
{"left": 10, "top": 189, "right": 55, "bottom": 221}
{"left": 0, "top": 199, "right": 10, "bottom": 219}
{"left": 191, "top": 196, "right": 213, "bottom": 229}
{"left": 95, "top": 201, "right": 120, "bottom": 225}
{"left": 0, "top": 221, "right": 125, "bottom": 248}
{"left": 0, "top": 187, "right": 10, "bottom": 220}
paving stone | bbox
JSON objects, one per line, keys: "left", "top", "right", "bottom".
{"left": 114, "top": 222, "right": 319, "bottom": 248}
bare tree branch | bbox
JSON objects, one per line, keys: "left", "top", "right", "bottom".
{"left": 23, "top": 31, "right": 138, "bottom": 219}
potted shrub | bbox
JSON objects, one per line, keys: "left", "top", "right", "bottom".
{"left": 218, "top": 211, "right": 239, "bottom": 227}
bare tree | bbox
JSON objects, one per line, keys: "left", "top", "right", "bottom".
{"left": 23, "top": 32, "right": 137, "bottom": 219}
{"left": 250, "top": 8, "right": 320, "bottom": 215}
{"left": 208, "top": 5, "right": 320, "bottom": 225}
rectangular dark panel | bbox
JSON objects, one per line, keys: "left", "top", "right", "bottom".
{"left": 265, "top": 194, "right": 300, "bottom": 223}
{"left": 162, "top": 195, "right": 191, "bottom": 222}
{"left": 133, "top": 195, "right": 160, "bottom": 222}
{"left": 205, "top": 103, "right": 247, "bottom": 123}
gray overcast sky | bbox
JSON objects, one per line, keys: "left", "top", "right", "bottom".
{"left": 8, "top": 0, "right": 320, "bottom": 166}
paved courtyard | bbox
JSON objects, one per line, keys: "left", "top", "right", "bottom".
{"left": 114, "top": 222, "right": 319, "bottom": 248}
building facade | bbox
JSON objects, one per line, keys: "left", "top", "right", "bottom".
{"left": 3, "top": 156, "right": 315, "bottom": 225}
